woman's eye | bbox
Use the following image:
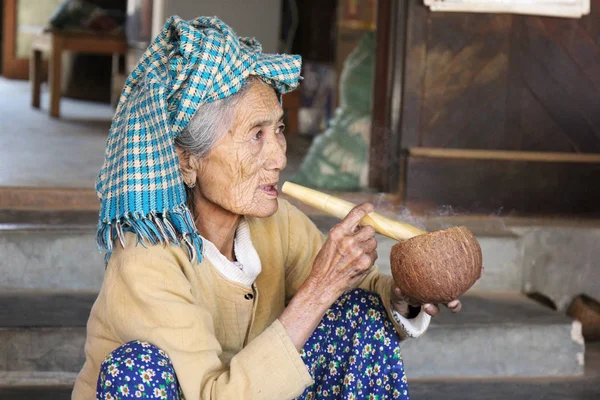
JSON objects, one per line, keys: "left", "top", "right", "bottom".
{"left": 252, "top": 131, "right": 263, "bottom": 140}
{"left": 276, "top": 124, "right": 285, "bottom": 134}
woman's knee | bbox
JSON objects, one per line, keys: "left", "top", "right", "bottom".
{"left": 98, "top": 340, "right": 178, "bottom": 397}
{"left": 100, "top": 340, "right": 173, "bottom": 367}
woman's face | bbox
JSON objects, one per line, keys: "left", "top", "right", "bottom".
{"left": 195, "top": 80, "right": 287, "bottom": 218}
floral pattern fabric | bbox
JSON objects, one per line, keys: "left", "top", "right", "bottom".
{"left": 97, "top": 340, "right": 183, "bottom": 399}
{"left": 296, "top": 288, "right": 409, "bottom": 400}
{"left": 97, "top": 289, "right": 409, "bottom": 399}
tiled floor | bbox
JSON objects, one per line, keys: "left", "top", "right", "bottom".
{"left": 0, "top": 77, "right": 310, "bottom": 190}
{"left": 0, "top": 78, "right": 112, "bottom": 188}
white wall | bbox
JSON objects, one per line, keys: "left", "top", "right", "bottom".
{"left": 163, "top": 0, "right": 281, "bottom": 53}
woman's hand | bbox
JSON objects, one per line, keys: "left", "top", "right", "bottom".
{"left": 304, "top": 202, "right": 378, "bottom": 306}
{"left": 280, "top": 203, "right": 378, "bottom": 350}
{"left": 390, "top": 281, "right": 462, "bottom": 317}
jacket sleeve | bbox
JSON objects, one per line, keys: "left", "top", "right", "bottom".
{"left": 282, "top": 201, "right": 430, "bottom": 340}
{"left": 282, "top": 201, "right": 327, "bottom": 302}
{"left": 104, "top": 247, "right": 312, "bottom": 400}
{"left": 357, "top": 266, "right": 431, "bottom": 340}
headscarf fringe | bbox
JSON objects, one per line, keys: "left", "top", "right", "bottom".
{"left": 97, "top": 204, "right": 203, "bottom": 264}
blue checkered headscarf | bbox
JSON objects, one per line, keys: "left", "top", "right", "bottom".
{"left": 96, "top": 16, "right": 302, "bottom": 262}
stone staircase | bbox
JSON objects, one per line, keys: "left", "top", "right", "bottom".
{"left": 309, "top": 215, "right": 592, "bottom": 379}
{"left": 1, "top": 207, "right": 599, "bottom": 398}
{"left": 408, "top": 341, "right": 600, "bottom": 400}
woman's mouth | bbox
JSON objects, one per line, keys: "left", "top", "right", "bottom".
{"left": 259, "top": 184, "right": 278, "bottom": 197}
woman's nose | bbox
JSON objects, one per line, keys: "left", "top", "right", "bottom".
{"left": 266, "top": 134, "right": 287, "bottom": 171}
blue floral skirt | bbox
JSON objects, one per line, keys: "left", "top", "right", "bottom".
{"left": 97, "top": 289, "right": 410, "bottom": 399}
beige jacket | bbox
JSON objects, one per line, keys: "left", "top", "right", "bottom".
{"left": 73, "top": 200, "right": 413, "bottom": 399}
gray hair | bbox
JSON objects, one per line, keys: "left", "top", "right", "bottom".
{"left": 175, "top": 76, "right": 267, "bottom": 158}
{"left": 176, "top": 76, "right": 271, "bottom": 212}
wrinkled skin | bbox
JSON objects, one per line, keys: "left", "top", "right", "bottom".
{"left": 180, "top": 80, "right": 286, "bottom": 219}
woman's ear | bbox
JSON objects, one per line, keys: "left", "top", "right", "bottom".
{"left": 176, "top": 146, "right": 200, "bottom": 187}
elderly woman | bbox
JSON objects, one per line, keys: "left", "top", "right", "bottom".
{"left": 73, "top": 17, "right": 463, "bottom": 400}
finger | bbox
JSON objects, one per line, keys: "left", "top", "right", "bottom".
{"left": 350, "top": 253, "right": 376, "bottom": 276}
{"left": 349, "top": 262, "right": 374, "bottom": 279}
{"left": 391, "top": 285, "right": 410, "bottom": 304}
{"left": 338, "top": 232, "right": 375, "bottom": 258}
{"left": 339, "top": 203, "right": 374, "bottom": 234}
{"left": 392, "top": 301, "right": 409, "bottom": 317}
{"left": 353, "top": 225, "right": 376, "bottom": 242}
{"left": 340, "top": 236, "right": 358, "bottom": 256}
{"left": 359, "top": 237, "right": 377, "bottom": 254}
{"left": 446, "top": 300, "right": 462, "bottom": 313}
{"left": 341, "top": 243, "right": 363, "bottom": 263}
{"left": 423, "top": 303, "right": 440, "bottom": 317}
{"left": 369, "top": 249, "right": 378, "bottom": 264}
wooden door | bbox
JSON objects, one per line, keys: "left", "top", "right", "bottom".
{"left": 2, "top": 0, "right": 29, "bottom": 78}
{"left": 2, "top": 0, "right": 62, "bottom": 79}
{"left": 371, "top": 0, "right": 600, "bottom": 215}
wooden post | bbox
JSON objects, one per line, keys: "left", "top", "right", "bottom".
{"left": 30, "top": 48, "right": 42, "bottom": 108}
{"left": 49, "top": 35, "right": 63, "bottom": 118}
{"left": 397, "top": 150, "right": 409, "bottom": 203}
{"left": 111, "top": 52, "right": 121, "bottom": 108}
{"left": 369, "top": 0, "right": 408, "bottom": 193}
{"left": 368, "top": 0, "right": 393, "bottom": 191}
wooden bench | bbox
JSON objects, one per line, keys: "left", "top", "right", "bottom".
{"left": 30, "top": 30, "right": 127, "bottom": 118}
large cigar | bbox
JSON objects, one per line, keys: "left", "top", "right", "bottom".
{"left": 282, "top": 182, "right": 425, "bottom": 240}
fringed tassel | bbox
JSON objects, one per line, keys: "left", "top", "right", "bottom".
{"left": 97, "top": 204, "right": 203, "bottom": 264}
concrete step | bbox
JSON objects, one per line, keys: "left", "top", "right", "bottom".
{"left": 1, "top": 345, "right": 597, "bottom": 400}
{"left": 0, "top": 292, "right": 93, "bottom": 376}
{"left": 0, "top": 211, "right": 524, "bottom": 294}
{"left": 0, "top": 327, "right": 86, "bottom": 374}
{"left": 2, "top": 210, "right": 599, "bottom": 308}
{"left": 408, "top": 380, "right": 600, "bottom": 400}
{"left": 0, "top": 371, "right": 78, "bottom": 386}
{"left": 409, "top": 376, "right": 600, "bottom": 400}
{"left": 0, "top": 291, "right": 96, "bottom": 327}
{"left": 401, "top": 292, "right": 584, "bottom": 378}
{"left": 0, "top": 223, "right": 104, "bottom": 291}
{"left": 409, "top": 342, "right": 600, "bottom": 399}
{"left": 0, "top": 384, "right": 73, "bottom": 400}
{"left": 2, "top": 380, "right": 598, "bottom": 400}
{"left": 0, "top": 291, "right": 584, "bottom": 382}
